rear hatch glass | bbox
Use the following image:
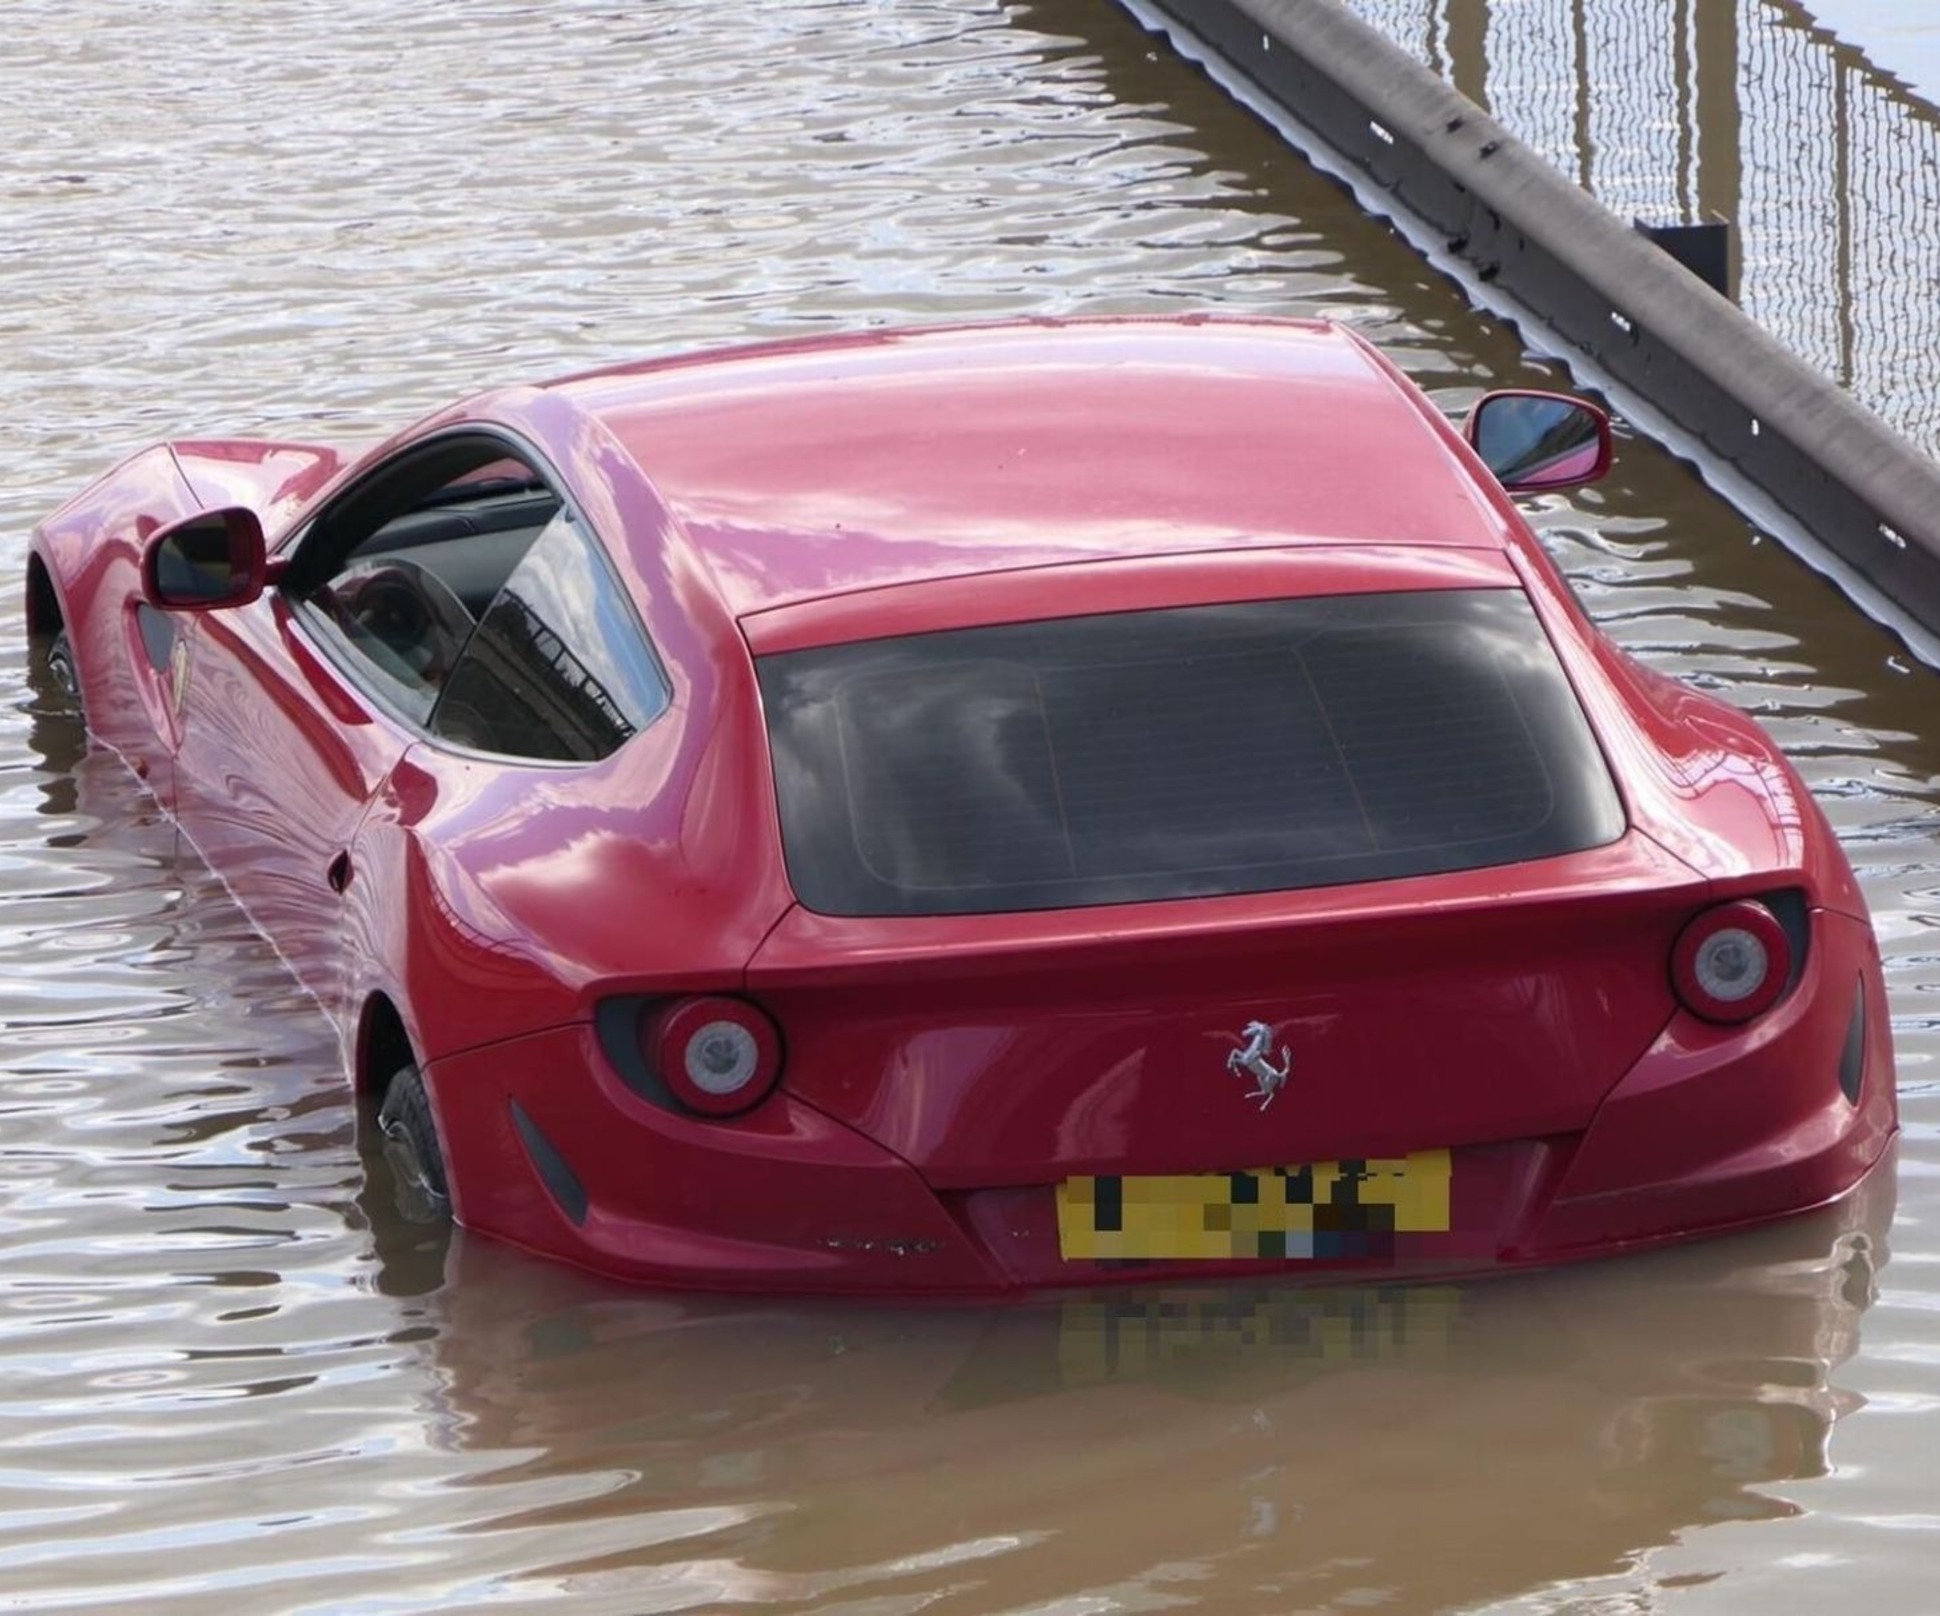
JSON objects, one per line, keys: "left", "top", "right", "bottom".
{"left": 757, "top": 589, "right": 1625, "bottom": 916}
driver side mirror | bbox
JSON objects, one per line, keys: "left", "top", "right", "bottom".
{"left": 1465, "top": 390, "right": 1613, "bottom": 491}
{"left": 140, "top": 507, "right": 273, "bottom": 611}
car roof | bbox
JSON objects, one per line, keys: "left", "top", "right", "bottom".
{"left": 547, "top": 317, "right": 1524, "bottom": 620}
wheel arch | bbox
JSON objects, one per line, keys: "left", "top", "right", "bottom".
{"left": 357, "top": 993, "right": 418, "bottom": 1100}
{"left": 25, "top": 550, "right": 64, "bottom": 638}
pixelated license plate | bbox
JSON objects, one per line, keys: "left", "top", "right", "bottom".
{"left": 1056, "top": 1149, "right": 1452, "bottom": 1261}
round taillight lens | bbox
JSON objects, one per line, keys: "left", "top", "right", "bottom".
{"left": 1671, "top": 900, "right": 1792, "bottom": 1024}
{"left": 646, "top": 996, "right": 783, "bottom": 1116}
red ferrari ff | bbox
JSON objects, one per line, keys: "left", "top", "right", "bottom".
{"left": 26, "top": 317, "right": 1897, "bottom": 1292}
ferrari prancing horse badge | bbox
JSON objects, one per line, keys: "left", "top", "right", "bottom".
{"left": 1224, "top": 1020, "right": 1291, "bottom": 1111}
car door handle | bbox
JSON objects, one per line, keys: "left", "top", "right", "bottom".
{"left": 327, "top": 850, "right": 353, "bottom": 893}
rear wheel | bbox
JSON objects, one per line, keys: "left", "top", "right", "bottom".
{"left": 45, "top": 628, "right": 80, "bottom": 704}
{"left": 378, "top": 1065, "right": 450, "bottom": 1225}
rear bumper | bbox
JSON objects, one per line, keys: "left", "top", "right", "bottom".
{"left": 423, "top": 918, "right": 1896, "bottom": 1295}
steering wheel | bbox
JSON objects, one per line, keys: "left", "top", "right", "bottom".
{"left": 327, "top": 560, "right": 477, "bottom": 687}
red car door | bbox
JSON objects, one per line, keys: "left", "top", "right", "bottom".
{"left": 166, "top": 431, "right": 585, "bottom": 1033}
{"left": 170, "top": 587, "right": 419, "bottom": 1030}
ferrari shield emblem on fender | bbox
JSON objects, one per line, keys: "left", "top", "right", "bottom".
{"left": 166, "top": 636, "right": 191, "bottom": 718}
{"left": 1224, "top": 1020, "right": 1291, "bottom": 1111}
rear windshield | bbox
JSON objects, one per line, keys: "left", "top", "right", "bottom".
{"left": 758, "top": 590, "right": 1625, "bottom": 917}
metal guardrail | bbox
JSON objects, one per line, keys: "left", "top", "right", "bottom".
{"left": 1118, "top": 0, "right": 1940, "bottom": 654}
{"left": 1348, "top": 0, "right": 1940, "bottom": 454}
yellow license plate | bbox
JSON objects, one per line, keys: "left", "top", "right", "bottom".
{"left": 1056, "top": 1150, "right": 1452, "bottom": 1261}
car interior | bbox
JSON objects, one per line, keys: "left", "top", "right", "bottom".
{"left": 282, "top": 432, "right": 666, "bottom": 763}
{"left": 350, "top": 474, "right": 563, "bottom": 616}
{"left": 291, "top": 439, "right": 564, "bottom": 717}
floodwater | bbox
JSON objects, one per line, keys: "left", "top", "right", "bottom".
{"left": 1, "top": 1, "right": 1936, "bottom": 1611}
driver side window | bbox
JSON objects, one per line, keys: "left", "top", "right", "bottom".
{"left": 294, "top": 438, "right": 563, "bottom": 726}
{"left": 313, "top": 554, "right": 479, "bottom": 723}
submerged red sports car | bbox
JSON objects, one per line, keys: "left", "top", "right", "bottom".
{"left": 27, "top": 317, "right": 1896, "bottom": 1292}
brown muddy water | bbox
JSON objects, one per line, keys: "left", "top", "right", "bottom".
{"left": 2, "top": 2, "right": 1937, "bottom": 1612}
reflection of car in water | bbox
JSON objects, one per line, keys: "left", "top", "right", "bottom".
{"left": 406, "top": 1156, "right": 1892, "bottom": 1610}
{"left": 26, "top": 317, "right": 1898, "bottom": 1293}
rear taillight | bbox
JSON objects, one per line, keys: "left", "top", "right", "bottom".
{"left": 1671, "top": 900, "right": 1792, "bottom": 1024}
{"left": 643, "top": 996, "right": 784, "bottom": 1116}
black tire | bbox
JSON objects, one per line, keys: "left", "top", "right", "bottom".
{"left": 377, "top": 1064, "right": 451, "bottom": 1224}
{"left": 45, "top": 628, "right": 80, "bottom": 705}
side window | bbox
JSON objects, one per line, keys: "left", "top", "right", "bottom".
{"left": 295, "top": 438, "right": 563, "bottom": 725}
{"left": 428, "top": 512, "right": 669, "bottom": 762}
{"left": 310, "top": 555, "right": 479, "bottom": 723}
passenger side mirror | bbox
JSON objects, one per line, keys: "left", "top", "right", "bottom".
{"left": 1466, "top": 391, "right": 1613, "bottom": 491}
{"left": 141, "top": 507, "right": 272, "bottom": 611}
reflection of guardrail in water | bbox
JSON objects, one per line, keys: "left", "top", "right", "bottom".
{"left": 1120, "top": 0, "right": 1940, "bottom": 657}
{"left": 1348, "top": 0, "right": 1940, "bottom": 452}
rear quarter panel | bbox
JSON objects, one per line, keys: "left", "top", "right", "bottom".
{"left": 1511, "top": 544, "right": 1857, "bottom": 910}
{"left": 339, "top": 629, "right": 798, "bottom": 1070}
